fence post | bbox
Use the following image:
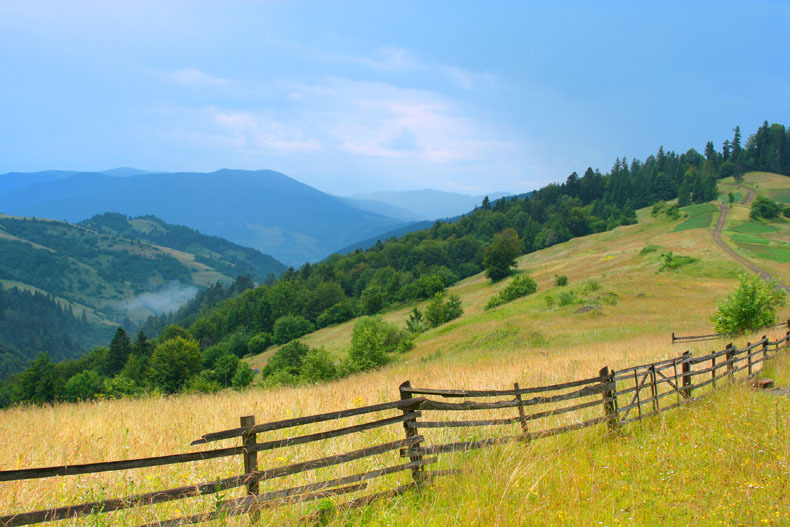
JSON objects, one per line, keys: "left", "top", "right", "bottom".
{"left": 599, "top": 367, "right": 617, "bottom": 431}
{"left": 649, "top": 366, "right": 659, "bottom": 413}
{"left": 513, "top": 383, "right": 530, "bottom": 439}
{"left": 747, "top": 341, "right": 754, "bottom": 376}
{"left": 240, "top": 415, "right": 260, "bottom": 522}
{"left": 711, "top": 354, "right": 717, "bottom": 389}
{"left": 761, "top": 335, "right": 768, "bottom": 365}
{"left": 671, "top": 332, "right": 676, "bottom": 344}
{"left": 399, "top": 381, "right": 425, "bottom": 485}
{"left": 726, "top": 345, "right": 736, "bottom": 382}
{"left": 681, "top": 351, "right": 692, "bottom": 399}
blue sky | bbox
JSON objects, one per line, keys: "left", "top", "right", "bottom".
{"left": 1, "top": 1, "right": 788, "bottom": 195}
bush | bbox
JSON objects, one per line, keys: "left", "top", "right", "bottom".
{"left": 639, "top": 244, "right": 659, "bottom": 255}
{"left": 102, "top": 375, "right": 140, "bottom": 398}
{"left": 485, "top": 275, "right": 538, "bottom": 310}
{"left": 424, "top": 293, "right": 464, "bottom": 327}
{"left": 65, "top": 370, "right": 104, "bottom": 401}
{"left": 262, "top": 341, "right": 310, "bottom": 378}
{"left": 405, "top": 308, "right": 427, "bottom": 333}
{"left": 750, "top": 196, "right": 782, "bottom": 220}
{"left": 247, "top": 332, "right": 272, "bottom": 355}
{"left": 316, "top": 301, "right": 355, "bottom": 328}
{"left": 300, "top": 349, "right": 337, "bottom": 383}
{"left": 273, "top": 314, "right": 314, "bottom": 344}
{"left": 711, "top": 274, "right": 786, "bottom": 334}
{"left": 558, "top": 290, "right": 578, "bottom": 306}
{"left": 658, "top": 251, "right": 698, "bottom": 272}
{"left": 232, "top": 361, "right": 254, "bottom": 389}
{"left": 555, "top": 275, "right": 568, "bottom": 287}
{"left": 212, "top": 353, "right": 239, "bottom": 387}
{"left": 185, "top": 372, "right": 222, "bottom": 394}
{"left": 347, "top": 316, "right": 410, "bottom": 371}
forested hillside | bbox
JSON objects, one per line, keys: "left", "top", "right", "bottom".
{"left": 79, "top": 213, "right": 286, "bottom": 282}
{"left": 2, "top": 121, "right": 787, "bottom": 406}
{"left": 0, "top": 287, "right": 115, "bottom": 379}
{"left": 0, "top": 214, "right": 286, "bottom": 380}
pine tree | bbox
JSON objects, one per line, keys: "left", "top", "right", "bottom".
{"left": 105, "top": 327, "right": 132, "bottom": 376}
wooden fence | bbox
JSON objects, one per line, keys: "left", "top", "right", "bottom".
{"left": 1, "top": 329, "right": 788, "bottom": 526}
{"left": 671, "top": 320, "right": 789, "bottom": 344}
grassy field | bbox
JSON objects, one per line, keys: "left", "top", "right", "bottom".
{"left": 717, "top": 173, "right": 790, "bottom": 277}
{"left": 672, "top": 203, "right": 718, "bottom": 233}
{"left": 1, "top": 174, "right": 790, "bottom": 526}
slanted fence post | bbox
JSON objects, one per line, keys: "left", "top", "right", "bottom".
{"left": 399, "top": 381, "right": 425, "bottom": 485}
{"left": 747, "top": 341, "right": 754, "bottom": 376}
{"left": 514, "top": 383, "right": 530, "bottom": 439}
{"left": 726, "top": 344, "right": 736, "bottom": 382}
{"left": 761, "top": 335, "right": 768, "bottom": 361}
{"left": 681, "top": 351, "right": 692, "bottom": 399}
{"left": 649, "top": 365, "right": 659, "bottom": 413}
{"left": 240, "top": 415, "right": 260, "bottom": 522}
{"left": 599, "top": 367, "right": 618, "bottom": 431}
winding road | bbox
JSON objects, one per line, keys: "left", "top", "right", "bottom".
{"left": 712, "top": 188, "right": 790, "bottom": 293}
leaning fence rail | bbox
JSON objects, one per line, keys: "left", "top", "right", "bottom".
{"left": 2, "top": 328, "right": 788, "bottom": 526}
{"left": 671, "top": 320, "right": 789, "bottom": 343}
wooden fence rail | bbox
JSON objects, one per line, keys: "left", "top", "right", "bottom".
{"left": 2, "top": 329, "right": 788, "bottom": 526}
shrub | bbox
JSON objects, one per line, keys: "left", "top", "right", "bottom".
{"left": 639, "top": 244, "right": 660, "bottom": 255}
{"left": 65, "top": 370, "right": 104, "bottom": 401}
{"left": 347, "top": 316, "right": 398, "bottom": 371}
{"left": 273, "top": 314, "right": 314, "bottom": 344}
{"left": 580, "top": 279, "right": 602, "bottom": 293}
{"left": 405, "top": 308, "right": 427, "bottom": 333}
{"left": 555, "top": 275, "right": 568, "bottom": 287}
{"left": 425, "top": 293, "right": 464, "bottom": 327}
{"left": 300, "top": 349, "right": 337, "bottom": 383}
{"left": 185, "top": 372, "right": 222, "bottom": 394}
{"left": 247, "top": 332, "right": 272, "bottom": 355}
{"left": 212, "top": 353, "right": 239, "bottom": 387}
{"left": 262, "top": 341, "right": 310, "bottom": 378}
{"left": 558, "top": 290, "right": 578, "bottom": 306}
{"left": 711, "top": 274, "right": 786, "bottom": 334}
{"left": 750, "top": 195, "right": 782, "bottom": 220}
{"left": 102, "top": 375, "right": 140, "bottom": 398}
{"left": 658, "top": 251, "right": 698, "bottom": 272}
{"left": 232, "top": 361, "right": 254, "bottom": 389}
{"left": 485, "top": 275, "right": 538, "bottom": 310}
{"left": 316, "top": 301, "right": 355, "bottom": 328}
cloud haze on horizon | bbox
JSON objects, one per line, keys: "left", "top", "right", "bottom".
{"left": 0, "top": 1, "right": 788, "bottom": 195}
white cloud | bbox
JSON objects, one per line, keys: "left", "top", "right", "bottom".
{"left": 169, "top": 68, "right": 230, "bottom": 87}
{"left": 336, "top": 47, "right": 496, "bottom": 90}
{"left": 151, "top": 74, "right": 533, "bottom": 192}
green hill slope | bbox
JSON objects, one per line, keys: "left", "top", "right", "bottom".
{"left": 0, "top": 213, "right": 287, "bottom": 378}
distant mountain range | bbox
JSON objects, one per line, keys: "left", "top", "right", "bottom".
{"left": 0, "top": 169, "right": 415, "bottom": 265}
{"left": 348, "top": 189, "right": 512, "bottom": 221}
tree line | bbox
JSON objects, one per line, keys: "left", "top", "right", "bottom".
{"left": 2, "top": 121, "right": 788, "bottom": 406}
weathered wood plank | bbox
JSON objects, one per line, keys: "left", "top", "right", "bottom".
{"left": 192, "top": 398, "right": 424, "bottom": 444}
{"left": 401, "top": 375, "right": 601, "bottom": 398}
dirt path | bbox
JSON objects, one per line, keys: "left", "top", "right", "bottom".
{"left": 741, "top": 187, "right": 756, "bottom": 206}
{"left": 713, "top": 203, "right": 790, "bottom": 293}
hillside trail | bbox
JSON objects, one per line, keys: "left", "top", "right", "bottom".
{"left": 713, "top": 200, "right": 790, "bottom": 293}
{"left": 741, "top": 186, "right": 756, "bottom": 206}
